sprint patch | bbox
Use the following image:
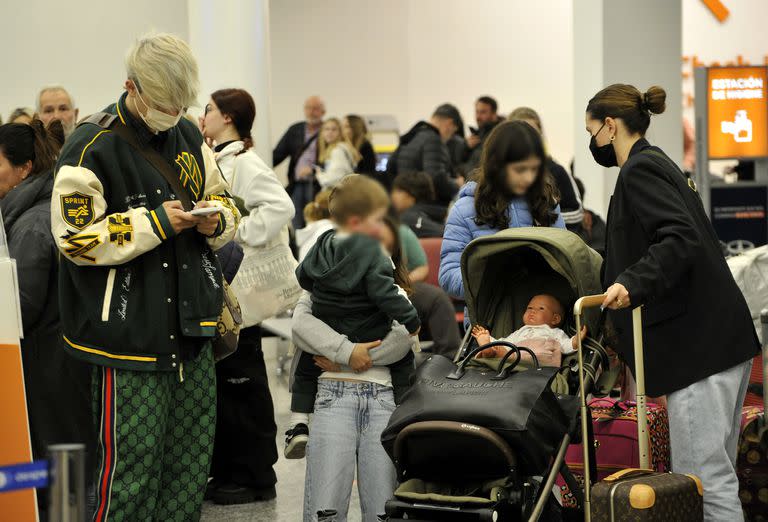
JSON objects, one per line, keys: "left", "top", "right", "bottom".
{"left": 108, "top": 215, "right": 133, "bottom": 246}
{"left": 61, "top": 192, "right": 95, "bottom": 230}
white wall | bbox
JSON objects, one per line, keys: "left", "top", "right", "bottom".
{"left": 0, "top": 0, "right": 188, "bottom": 121}
{"left": 683, "top": 0, "right": 768, "bottom": 123}
{"left": 268, "top": 0, "right": 575, "bottom": 171}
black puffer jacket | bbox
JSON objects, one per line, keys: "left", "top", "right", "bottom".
{"left": 400, "top": 202, "right": 446, "bottom": 238}
{"left": 0, "top": 171, "right": 94, "bottom": 464}
{"left": 394, "top": 122, "right": 458, "bottom": 205}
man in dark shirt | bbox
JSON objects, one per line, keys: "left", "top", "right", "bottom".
{"left": 273, "top": 95, "right": 326, "bottom": 228}
{"left": 462, "top": 96, "right": 502, "bottom": 177}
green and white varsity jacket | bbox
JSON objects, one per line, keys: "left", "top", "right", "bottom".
{"left": 52, "top": 93, "right": 240, "bottom": 372}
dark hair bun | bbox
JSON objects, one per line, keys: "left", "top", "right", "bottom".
{"left": 643, "top": 86, "right": 666, "bottom": 115}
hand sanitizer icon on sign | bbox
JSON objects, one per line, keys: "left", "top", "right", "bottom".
{"left": 721, "top": 110, "right": 753, "bottom": 143}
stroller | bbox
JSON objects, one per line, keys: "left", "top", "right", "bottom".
{"left": 381, "top": 228, "right": 614, "bottom": 522}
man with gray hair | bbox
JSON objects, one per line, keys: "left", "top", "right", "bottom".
{"left": 37, "top": 85, "right": 78, "bottom": 136}
{"left": 52, "top": 33, "right": 239, "bottom": 521}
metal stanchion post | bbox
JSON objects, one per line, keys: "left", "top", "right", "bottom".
{"left": 48, "top": 444, "right": 86, "bottom": 522}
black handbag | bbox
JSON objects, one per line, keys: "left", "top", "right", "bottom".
{"left": 381, "top": 342, "right": 571, "bottom": 476}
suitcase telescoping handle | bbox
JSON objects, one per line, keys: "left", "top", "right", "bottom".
{"left": 762, "top": 310, "right": 768, "bottom": 425}
{"left": 573, "top": 295, "right": 649, "bottom": 522}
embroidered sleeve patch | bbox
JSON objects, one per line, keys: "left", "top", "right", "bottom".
{"left": 61, "top": 192, "right": 95, "bottom": 230}
{"left": 108, "top": 215, "right": 133, "bottom": 246}
{"left": 64, "top": 233, "right": 100, "bottom": 263}
{"left": 176, "top": 151, "right": 203, "bottom": 199}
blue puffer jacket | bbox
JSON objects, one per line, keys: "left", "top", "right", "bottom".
{"left": 438, "top": 181, "right": 565, "bottom": 299}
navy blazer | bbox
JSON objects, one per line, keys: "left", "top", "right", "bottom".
{"left": 603, "top": 138, "right": 758, "bottom": 396}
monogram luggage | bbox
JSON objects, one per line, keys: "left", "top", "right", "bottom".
{"left": 572, "top": 297, "right": 703, "bottom": 521}
{"left": 737, "top": 310, "right": 768, "bottom": 521}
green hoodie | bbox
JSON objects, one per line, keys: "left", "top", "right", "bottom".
{"left": 297, "top": 230, "right": 420, "bottom": 343}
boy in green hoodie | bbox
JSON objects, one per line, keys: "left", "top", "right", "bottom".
{"left": 286, "top": 175, "right": 421, "bottom": 459}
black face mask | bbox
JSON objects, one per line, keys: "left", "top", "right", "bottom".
{"left": 589, "top": 123, "right": 618, "bottom": 168}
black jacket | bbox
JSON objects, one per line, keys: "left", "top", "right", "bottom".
{"left": 394, "top": 122, "right": 458, "bottom": 205}
{"left": 357, "top": 140, "right": 377, "bottom": 175}
{"left": 1, "top": 172, "right": 94, "bottom": 463}
{"left": 53, "top": 94, "right": 238, "bottom": 371}
{"left": 462, "top": 119, "right": 502, "bottom": 178}
{"left": 272, "top": 121, "right": 318, "bottom": 193}
{"left": 2, "top": 173, "right": 58, "bottom": 338}
{"left": 297, "top": 230, "right": 421, "bottom": 342}
{"left": 400, "top": 203, "right": 446, "bottom": 238}
{"left": 603, "top": 138, "right": 758, "bottom": 396}
{"left": 547, "top": 157, "right": 583, "bottom": 227}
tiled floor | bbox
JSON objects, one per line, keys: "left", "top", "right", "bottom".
{"left": 200, "top": 337, "right": 362, "bottom": 522}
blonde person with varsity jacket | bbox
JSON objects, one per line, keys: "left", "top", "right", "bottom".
{"left": 201, "top": 88, "right": 295, "bottom": 505}
{"left": 51, "top": 34, "right": 239, "bottom": 522}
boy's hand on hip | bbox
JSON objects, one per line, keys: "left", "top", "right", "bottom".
{"left": 348, "top": 341, "right": 380, "bottom": 372}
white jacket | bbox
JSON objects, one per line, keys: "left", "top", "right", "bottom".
{"left": 216, "top": 141, "right": 295, "bottom": 247}
{"left": 316, "top": 143, "right": 355, "bottom": 188}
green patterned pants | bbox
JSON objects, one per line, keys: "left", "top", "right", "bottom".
{"left": 91, "top": 347, "right": 216, "bottom": 522}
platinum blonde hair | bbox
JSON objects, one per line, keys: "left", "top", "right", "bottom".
{"left": 37, "top": 85, "right": 76, "bottom": 112}
{"left": 125, "top": 33, "right": 199, "bottom": 110}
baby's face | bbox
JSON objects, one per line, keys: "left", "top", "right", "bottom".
{"left": 523, "top": 296, "right": 561, "bottom": 327}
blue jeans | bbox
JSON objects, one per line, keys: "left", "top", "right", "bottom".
{"left": 667, "top": 358, "right": 752, "bottom": 522}
{"left": 291, "top": 180, "right": 315, "bottom": 229}
{"left": 303, "top": 380, "right": 397, "bottom": 522}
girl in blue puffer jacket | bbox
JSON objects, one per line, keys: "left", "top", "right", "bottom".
{"left": 439, "top": 120, "right": 565, "bottom": 299}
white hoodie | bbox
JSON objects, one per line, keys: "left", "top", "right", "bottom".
{"left": 215, "top": 141, "right": 295, "bottom": 247}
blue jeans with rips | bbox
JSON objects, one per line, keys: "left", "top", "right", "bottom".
{"left": 303, "top": 380, "right": 397, "bottom": 522}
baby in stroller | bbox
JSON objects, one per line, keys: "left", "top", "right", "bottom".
{"left": 471, "top": 294, "right": 585, "bottom": 367}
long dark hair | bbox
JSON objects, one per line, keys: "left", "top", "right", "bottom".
{"left": 475, "top": 120, "right": 558, "bottom": 229}
{"left": 383, "top": 214, "right": 412, "bottom": 295}
{"left": 211, "top": 88, "right": 256, "bottom": 154}
{"left": 0, "top": 119, "right": 64, "bottom": 176}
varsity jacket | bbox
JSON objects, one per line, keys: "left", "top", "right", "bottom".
{"left": 52, "top": 93, "right": 239, "bottom": 372}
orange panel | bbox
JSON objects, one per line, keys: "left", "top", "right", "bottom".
{"left": 702, "top": 0, "right": 730, "bottom": 23}
{"left": 0, "top": 344, "right": 38, "bottom": 521}
{"left": 707, "top": 67, "right": 768, "bottom": 159}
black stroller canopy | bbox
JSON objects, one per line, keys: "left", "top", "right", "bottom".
{"left": 460, "top": 227, "right": 604, "bottom": 339}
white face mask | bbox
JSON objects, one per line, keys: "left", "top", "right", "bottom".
{"left": 134, "top": 89, "right": 183, "bottom": 133}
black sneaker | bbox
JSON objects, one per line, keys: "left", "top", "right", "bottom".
{"left": 211, "top": 483, "right": 276, "bottom": 505}
{"left": 203, "top": 478, "right": 222, "bottom": 501}
{"left": 284, "top": 423, "right": 309, "bottom": 459}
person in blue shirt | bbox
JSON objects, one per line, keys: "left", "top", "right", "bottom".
{"left": 439, "top": 120, "right": 565, "bottom": 299}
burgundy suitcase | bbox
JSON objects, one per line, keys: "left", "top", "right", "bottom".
{"left": 572, "top": 297, "right": 703, "bottom": 521}
{"left": 738, "top": 311, "right": 768, "bottom": 521}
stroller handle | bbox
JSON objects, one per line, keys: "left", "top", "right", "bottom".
{"left": 573, "top": 294, "right": 608, "bottom": 315}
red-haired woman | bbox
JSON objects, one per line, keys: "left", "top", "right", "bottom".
{"left": 202, "top": 88, "right": 295, "bottom": 505}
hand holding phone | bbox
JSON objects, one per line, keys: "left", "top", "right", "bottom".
{"left": 190, "top": 206, "right": 222, "bottom": 217}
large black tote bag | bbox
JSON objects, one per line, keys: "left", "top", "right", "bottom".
{"left": 381, "top": 342, "right": 571, "bottom": 475}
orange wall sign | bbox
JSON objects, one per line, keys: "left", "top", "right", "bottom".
{"left": 707, "top": 66, "right": 768, "bottom": 159}
{"left": 0, "top": 343, "right": 38, "bottom": 522}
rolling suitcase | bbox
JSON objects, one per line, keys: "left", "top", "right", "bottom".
{"left": 573, "top": 296, "right": 703, "bottom": 521}
{"left": 737, "top": 310, "right": 768, "bottom": 520}
{"left": 557, "top": 397, "right": 671, "bottom": 509}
